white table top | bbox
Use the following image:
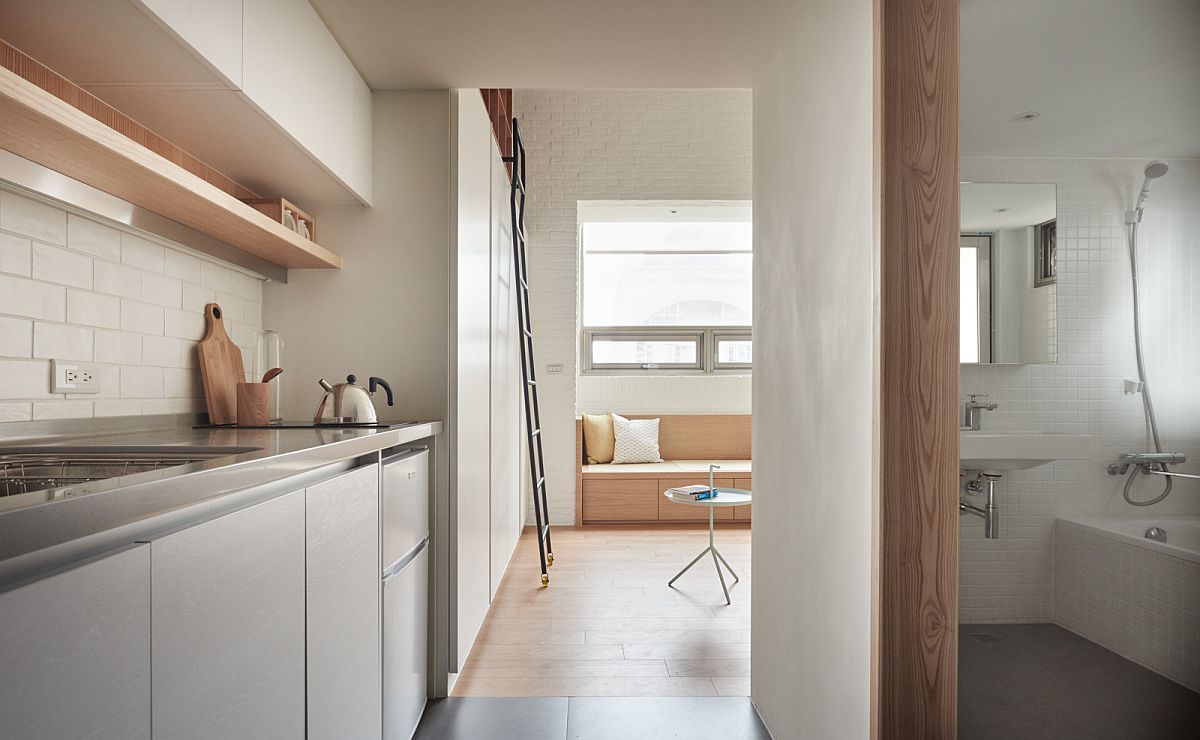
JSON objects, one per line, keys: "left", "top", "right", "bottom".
{"left": 663, "top": 487, "right": 752, "bottom": 507}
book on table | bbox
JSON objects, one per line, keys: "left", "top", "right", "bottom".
{"left": 668, "top": 484, "right": 717, "bottom": 500}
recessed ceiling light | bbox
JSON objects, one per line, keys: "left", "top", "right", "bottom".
{"left": 1012, "top": 111, "right": 1041, "bottom": 122}
{"left": 993, "top": 207, "right": 1009, "bottom": 213}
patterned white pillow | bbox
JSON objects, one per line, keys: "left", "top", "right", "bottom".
{"left": 611, "top": 414, "right": 663, "bottom": 464}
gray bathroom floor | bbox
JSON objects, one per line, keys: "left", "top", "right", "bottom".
{"left": 414, "top": 696, "right": 770, "bottom": 740}
{"left": 959, "top": 623, "right": 1200, "bottom": 739}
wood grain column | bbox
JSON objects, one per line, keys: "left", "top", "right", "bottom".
{"left": 877, "top": 0, "right": 960, "bottom": 737}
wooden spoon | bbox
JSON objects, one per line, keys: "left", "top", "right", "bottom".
{"left": 261, "top": 367, "right": 283, "bottom": 384}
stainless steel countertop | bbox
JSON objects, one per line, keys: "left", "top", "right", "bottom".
{"left": 0, "top": 416, "right": 442, "bottom": 590}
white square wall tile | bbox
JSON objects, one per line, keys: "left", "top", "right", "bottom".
{"left": 120, "top": 366, "right": 164, "bottom": 398}
{"left": 0, "top": 274, "right": 66, "bottom": 321}
{"left": 229, "top": 270, "right": 262, "bottom": 301}
{"left": 200, "top": 261, "right": 233, "bottom": 291}
{"left": 164, "top": 248, "right": 202, "bottom": 283}
{"left": 0, "top": 231, "right": 32, "bottom": 276}
{"left": 33, "top": 323, "right": 93, "bottom": 361}
{"left": 0, "top": 316, "right": 33, "bottom": 357}
{"left": 94, "top": 399, "right": 142, "bottom": 417}
{"left": 164, "top": 368, "right": 202, "bottom": 398}
{"left": 0, "top": 402, "right": 33, "bottom": 422}
{"left": 94, "top": 330, "right": 142, "bottom": 365}
{"left": 181, "top": 283, "right": 214, "bottom": 313}
{"left": 66, "top": 215, "right": 121, "bottom": 261}
{"left": 142, "top": 335, "right": 189, "bottom": 368}
{"left": 0, "top": 191, "right": 66, "bottom": 245}
{"left": 66, "top": 290, "right": 122, "bottom": 329}
{"left": 164, "top": 308, "right": 206, "bottom": 341}
{"left": 120, "top": 300, "right": 165, "bottom": 335}
{"left": 121, "top": 233, "right": 164, "bottom": 273}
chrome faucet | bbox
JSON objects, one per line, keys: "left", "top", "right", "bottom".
{"left": 962, "top": 394, "right": 998, "bottom": 431}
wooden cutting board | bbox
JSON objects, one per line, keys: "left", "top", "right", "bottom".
{"left": 197, "top": 303, "right": 245, "bottom": 425}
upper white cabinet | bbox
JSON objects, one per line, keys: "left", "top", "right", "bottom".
{"left": 0, "top": 545, "right": 152, "bottom": 740}
{"left": 136, "top": 0, "right": 244, "bottom": 86}
{"left": 242, "top": 0, "right": 373, "bottom": 203}
{"left": 132, "top": 0, "right": 373, "bottom": 204}
{"left": 306, "top": 464, "right": 382, "bottom": 740}
{"left": 151, "top": 490, "right": 307, "bottom": 740}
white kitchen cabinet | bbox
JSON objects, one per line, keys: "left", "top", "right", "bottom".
{"left": 134, "top": 0, "right": 243, "bottom": 86}
{"left": 242, "top": 0, "right": 373, "bottom": 203}
{"left": 151, "top": 490, "right": 306, "bottom": 740}
{"left": 0, "top": 545, "right": 151, "bottom": 740}
{"left": 384, "top": 543, "right": 429, "bottom": 740}
{"left": 306, "top": 464, "right": 382, "bottom": 740}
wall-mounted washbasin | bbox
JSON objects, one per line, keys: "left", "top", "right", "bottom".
{"left": 960, "top": 431, "right": 1092, "bottom": 471}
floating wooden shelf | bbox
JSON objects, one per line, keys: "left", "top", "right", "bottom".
{"left": 0, "top": 64, "right": 341, "bottom": 270}
{"left": 240, "top": 197, "right": 317, "bottom": 243}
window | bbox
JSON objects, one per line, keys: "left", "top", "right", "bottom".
{"left": 580, "top": 202, "right": 752, "bottom": 373}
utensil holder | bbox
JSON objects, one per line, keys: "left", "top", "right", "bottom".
{"left": 236, "top": 383, "right": 269, "bottom": 426}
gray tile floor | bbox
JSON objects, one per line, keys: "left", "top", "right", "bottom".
{"left": 414, "top": 696, "right": 771, "bottom": 740}
{"left": 959, "top": 623, "right": 1200, "bottom": 739}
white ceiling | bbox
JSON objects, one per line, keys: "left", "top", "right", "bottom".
{"left": 313, "top": 0, "right": 1200, "bottom": 158}
{"left": 960, "top": 183, "right": 1056, "bottom": 232}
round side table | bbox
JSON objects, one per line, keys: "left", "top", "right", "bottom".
{"left": 663, "top": 487, "right": 752, "bottom": 604}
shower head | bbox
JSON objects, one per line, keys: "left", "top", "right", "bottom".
{"left": 1135, "top": 160, "right": 1169, "bottom": 210}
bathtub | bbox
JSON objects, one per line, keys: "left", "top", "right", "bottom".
{"left": 1054, "top": 516, "right": 1200, "bottom": 693}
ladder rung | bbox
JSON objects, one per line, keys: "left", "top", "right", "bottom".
{"left": 523, "top": 328, "right": 532, "bottom": 338}
{"left": 531, "top": 428, "right": 541, "bottom": 437}
{"left": 539, "top": 524, "right": 550, "bottom": 539}
{"left": 536, "top": 476, "right": 545, "bottom": 489}
{"left": 526, "top": 379, "right": 536, "bottom": 386}
{"left": 520, "top": 277, "right": 528, "bottom": 290}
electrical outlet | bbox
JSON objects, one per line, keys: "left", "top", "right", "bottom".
{"left": 51, "top": 360, "right": 101, "bottom": 394}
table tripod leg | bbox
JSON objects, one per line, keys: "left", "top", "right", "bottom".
{"left": 713, "top": 546, "right": 740, "bottom": 583}
{"left": 669, "top": 546, "right": 711, "bottom": 587}
{"left": 710, "top": 548, "right": 730, "bottom": 605}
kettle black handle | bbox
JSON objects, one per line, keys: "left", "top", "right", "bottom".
{"left": 369, "top": 377, "right": 394, "bottom": 406}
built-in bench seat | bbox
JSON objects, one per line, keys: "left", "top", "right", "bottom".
{"left": 574, "top": 415, "right": 751, "bottom": 525}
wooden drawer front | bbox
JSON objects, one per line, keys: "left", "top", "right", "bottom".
{"left": 658, "top": 479, "right": 735, "bottom": 521}
{"left": 583, "top": 479, "right": 660, "bottom": 522}
{"left": 734, "top": 477, "right": 752, "bottom": 520}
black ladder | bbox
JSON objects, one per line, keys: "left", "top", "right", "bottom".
{"left": 504, "top": 117, "right": 555, "bottom": 587}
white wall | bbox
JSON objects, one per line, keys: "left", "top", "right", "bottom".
{"left": 512, "top": 89, "right": 753, "bottom": 524}
{"left": 749, "top": 0, "right": 876, "bottom": 736}
{"left": 958, "top": 157, "right": 1200, "bottom": 623}
{"left": 263, "top": 92, "right": 451, "bottom": 424}
{"left": 0, "top": 185, "right": 263, "bottom": 422}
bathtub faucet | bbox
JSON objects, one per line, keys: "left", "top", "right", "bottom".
{"left": 960, "top": 471, "right": 1001, "bottom": 539}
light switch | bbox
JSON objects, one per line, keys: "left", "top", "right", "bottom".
{"left": 546, "top": 363, "right": 563, "bottom": 375}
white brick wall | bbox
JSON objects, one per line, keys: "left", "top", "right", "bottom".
{"left": 0, "top": 185, "right": 264, "bottom": 421}
{"left": 958, "top": 157, "right": 1200, "bottom": 623}
{"left": 513, "top": 89, "right": 752, "bottom": 523}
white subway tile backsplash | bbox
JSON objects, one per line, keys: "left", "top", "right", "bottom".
{"left": 32, "top": 400, "right": 94, "bottom": 421}
{"left": 164, "top": 308, "right": 206, "bottom": 341}
{"left": 0, "top": 402, "right": 32, "bottom": 422}
{"left": 0, "top": 185, "right": 263, "bottom": 418}
{"left": 0, "top": 316, "right": 32, "bottom": 358}
{"left": 67, "top": 214, "right": 121, "bottom": 261}
{"left": 0, "top": 190, "right": 66, "bottom": 245}
{"left": 0, "top": 231, "right": 32, "bottom": 275}
{"left": 121, "top": 233, "right": 164, "bottom": 273}
{"left": 94, "top": 330, "right": 142, "bottom": 365}
{"left": 32, "top": 243, "right": 92, "bottom": 289}
{"left": 66, "top": 290, "right": 122, "bottom": 329}
{"left": 0, "top": 274, "right": 65, "bottom": 321}
{"left": 213, "top": 292, "right": 243, "bottom": 321}
{"left": 141, "top": 272, "right": 182, "bottom": 308}
{"left": 163, "top": 248, "right": 202, "bottom": 283}
{"left": 120, "top": 300, "right": 165, "bottom": 336}
{"left": 32, "top": 322, "right": 93, "bottom": 361}
{"left": 0, "top": 359, "right": 51, "bottom": 399}
{"left": 120, "top": 366, "right": 164, "bottom": 398}
{"left": 94, "top": 260, "right": 143, "bottom": 299}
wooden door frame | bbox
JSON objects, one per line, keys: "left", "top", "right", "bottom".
{"left": 875, "top": 0, "right": 960, "bottom": 737}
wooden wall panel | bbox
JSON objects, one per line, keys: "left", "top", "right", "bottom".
{"left": 877, "top": 0, "right": 960, "bottom": 737}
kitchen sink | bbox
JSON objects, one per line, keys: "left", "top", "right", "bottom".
{"left": 0, "top": 446, "right": 260, "bottom": 497}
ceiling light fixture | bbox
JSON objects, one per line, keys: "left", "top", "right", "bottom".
{"left": 993, "top": 207, "right": 1009, "bottom": 213}
{"left": 1012, "top": 110, "right": 1041, "bottom": 122}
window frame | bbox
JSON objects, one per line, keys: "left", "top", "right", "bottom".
{"left": 581, "top": 327, "right": 752, "bottom": 375}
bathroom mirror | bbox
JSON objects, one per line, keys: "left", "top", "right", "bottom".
{"left": 960, "top": 182, "right": 1057, "bottom": 364}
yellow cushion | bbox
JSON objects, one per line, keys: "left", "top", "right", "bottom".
{"left": 582, "top": 413, "right": 615, "bottom": 464}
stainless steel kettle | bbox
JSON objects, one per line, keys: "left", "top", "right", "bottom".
{"left": 313, "top": 374, "right": 394, "bottom": 424}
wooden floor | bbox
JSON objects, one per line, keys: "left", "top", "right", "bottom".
{"left": 452, "top": 524, "right": 752, "bottom": 697}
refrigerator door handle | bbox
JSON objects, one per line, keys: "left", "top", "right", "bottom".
{"left": 382, "top": 538, "right": 428, "bottom": 584}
